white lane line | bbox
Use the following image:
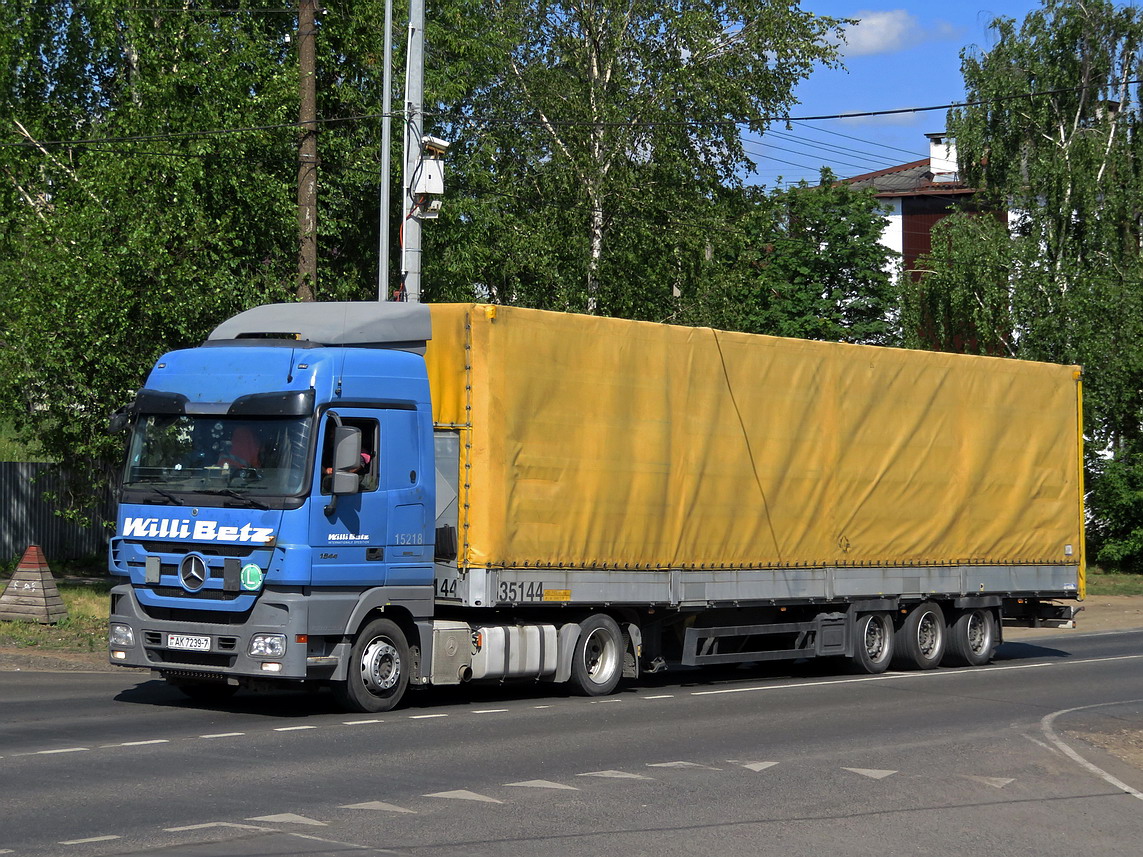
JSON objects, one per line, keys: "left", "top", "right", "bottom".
{"left": 691, "top": 662, "right": 1058, "bottom": 696}
{"left": 577, "top": 770, "right": 652, "bottom": 779}
{"left": 409, "top": 714, "right": 448, "bottom": 720}
{"left": 35, "top": 747, "right": 89, "bottom": 755}
{"left": 643, "top": 694, "right": 674, "bottom": 699}
{"left": 533, "top": 705, "right": 551, "bottom": 709}
{"left": 117, "top": 739, "right": 170, "bottom": 747}
{"left": 341, "top": 801, "right": 417, "bottom": 813}
{"left": 648, "top": 761, "right": 722, "bottom": 770}
{"left": 473, "top": 709, "right": 508, "bottom": 714}
{"left": 60, "top": 835, "right": 121, "bottom": 845}
{"left": 200, "top": 732, "right": 245, "bottom": 739}
{"left": 165, "top": 822, "right": 271, "bottom": 832}
{"left": 424, "top": 789, "right": 502, "bottom": 803}
{"left": 247, "top": 813, "right": 327, "bottom": 826}
{"left": 344, "top": 719, "right": 383, "bottom": 725}
{"left": 274, "top": 726, "right": 317, "bottom": 732}
{"left": 1040, "top": 700, "right": 1143, "bottom": 802}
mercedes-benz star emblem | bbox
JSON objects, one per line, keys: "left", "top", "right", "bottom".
{"left": 179, "top": 554, "right": 208, "bottom": 591}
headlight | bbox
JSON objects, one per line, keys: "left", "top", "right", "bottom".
{"left": 109, "top": 623, "right": 135, "bottom": 647}
{"left": 248, "top": 633, "right": 286, "bottom": 658}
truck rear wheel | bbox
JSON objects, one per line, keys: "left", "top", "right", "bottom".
{"left": 570, "top": 614, "right": 624, "bottom": 696}
{"left": 852, "top": 612, "right": 894, "bottom": 674}
{"left": 333, "top": 618, "right": 410, "bottom": 713}
{"left": 892, "top": 602, "right": 946, "bottom": 669}
{"left": 944, "top": 608, "right": 996, "bottom": 667}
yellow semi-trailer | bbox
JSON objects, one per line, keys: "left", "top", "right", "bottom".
{"left": 109, "top": 302, "right": 1083, "bottom": 711}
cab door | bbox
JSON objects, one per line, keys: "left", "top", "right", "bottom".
{"left": 309, "top": 410, "right": 387, "bottom": 586}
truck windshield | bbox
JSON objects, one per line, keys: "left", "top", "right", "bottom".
{"left": 123, "top": 414, "right": 313, "bottom": 501}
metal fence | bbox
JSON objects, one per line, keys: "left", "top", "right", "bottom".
{"left": 0, "top": 463, "right": 114, "bottom": 563}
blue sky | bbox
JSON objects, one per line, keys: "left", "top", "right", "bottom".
{"left": 744, "top": 1, "right": 1047, "bottom": 186}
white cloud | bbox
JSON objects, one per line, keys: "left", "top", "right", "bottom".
{"left": 841, "top": 10, "right": 959, "bottom": 57}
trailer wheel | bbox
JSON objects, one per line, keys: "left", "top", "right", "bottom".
{"left": 333, "top": 618, "right": 410, "bottom": 713}
{"left": 852, "top": 613, "right": 894, "bottom": 674}
{"left": 892, "top": 602, "right": 946, "bottom": 670}
{"left": 943, "top": 608, "right": 996, "bottom": 667}
{"left": 570, "top": 614, "right": 624, "bottom": 696}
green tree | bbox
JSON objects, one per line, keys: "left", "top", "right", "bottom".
{"left": 423, "top": 0, "right": 847, "bottom": 315}
{"left": 686, "top": 172, "right": 897, "bottom": 344}
{"left": 932, "top": 0, "right": 1143, "bottom": 570}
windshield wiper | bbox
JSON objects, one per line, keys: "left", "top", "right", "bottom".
{"left": 139, "top": 487, "right": 184, "bottom": 506}
{"left": 196, "top": 489, "right": 270, "bottom": 510}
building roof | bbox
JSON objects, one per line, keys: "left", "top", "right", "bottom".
{"left": 843, "top": 158, "right": 975, "bottom": 198}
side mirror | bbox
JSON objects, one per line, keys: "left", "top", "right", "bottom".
{"left": 331, "top": 426, "right": 363, "bottom": 495}
{"left": 108, "top": 404, "right": 134, "bottom": 434}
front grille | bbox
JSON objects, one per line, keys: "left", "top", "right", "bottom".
{"left": 148, "top": 650, "right": 236, "bottom": 668}
{"left": 139, "top": 541, "right": 257, "bottom": 558}
{"left": 145, "top": 585, "right": 242, "bottom": 602}
{"left": 138, "top": 605, "right": 253, "bottom": 625}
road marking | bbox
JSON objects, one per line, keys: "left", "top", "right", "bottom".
{"left": 842, "top": 767, "right": 897, "bottom": 780}
{"left": 35, "top": 747, "right": 89, "bottom": 755}
{"left": 247, "top": 813, "right": 327, "bottom": 826}
{"left": 1040, "top": 700, "right": 1143, "bottom": 802}
{"left": 643, "top": 694, "right": 674, "bottom": 699}
{"left": 59, "top": 836, "right": 121, "bottom": 845}
{"left": 474, "top": 709, "right": 509, "bottom": 714}
{"left": 344, "top": 719, "right": 383, "bottom": 725}
{"left": 577, "top": 770, "right": 652, "bottom": 779}
{"left": 533, "top": 705, "right": 551, "bottom": 709}
{"left": 962, "top": 775, "right": 1014, "bottom": 788}
{"left": 165, "top": 822, "right": 270, "bottom": 832}
{"left": 648, "top": 761, "right": 721, "bottom": 770}
{"left": 425, "top": 789, "right": 502, "bottom": 803}
{"left": 410, "top": 714, "right": 448, "bottom": 720}
{"left": 200, "top": 732, "right": 245, "bottom": 739}
{"left": 589, "top": 698, "right": 622, "bottom": 704}
{"left": 341, "top": 801, "right": 417, "bottom": 813}
{"left": 117, "top": 739, "right": 169, "bottom": 747}
{"left": 691, "top": 663, "right": 1057, "bottom": 696}
{"left": 274, "top": 726, "right": 317, "bottom": 732}
{"left": 736, "top": 761, "right": 780, "bottom": 772}
{"left": 505, "top": 780, "right": 579, "bottom": 790}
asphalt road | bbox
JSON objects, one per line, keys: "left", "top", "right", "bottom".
{"left": 3, "top": 630, "right": 1143, "bottom": 857}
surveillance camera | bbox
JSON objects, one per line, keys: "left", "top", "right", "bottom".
{"left": 421, "top": 135, "right": 450, "bottom": 155}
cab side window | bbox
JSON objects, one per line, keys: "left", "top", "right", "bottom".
{"left": 319, "top": 417, "right": 379, "bottom": 494}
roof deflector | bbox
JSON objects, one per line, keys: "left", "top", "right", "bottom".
{"left": 208, "top": 302, "right": 432, "bottom": 353}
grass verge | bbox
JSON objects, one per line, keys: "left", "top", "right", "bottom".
{"left": 1085, "top": 568, "right": 1143, "bottom": 596}
{"left": 0, "top": 580, "right": 110, "bottom": 652}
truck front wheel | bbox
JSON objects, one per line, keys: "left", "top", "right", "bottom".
{"left": 570, "top": 614, "right": 624, "bottom": 696}
{"left": 333, "top": 618, "right": 410, "bottom": 713}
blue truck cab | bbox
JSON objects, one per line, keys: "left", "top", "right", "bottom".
{"left": 108, "top": 302, "right": 438, "bottom": 710}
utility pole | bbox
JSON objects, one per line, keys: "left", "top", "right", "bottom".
{"left": 377, "top": 0, "right": 394, "bottom": 301}
{"left": 296, "top": 0, "right": 318, "bottom": 302}
{"left": 400, "top": 0, "right": 425, "bottom": 303}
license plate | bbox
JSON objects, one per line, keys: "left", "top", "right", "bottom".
{"left": 167, "top": 634, "right": 211, "bottom": 652}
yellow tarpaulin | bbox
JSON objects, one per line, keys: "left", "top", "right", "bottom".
{"left": 425, "top": 304, "right": 1084, "bottom": 574}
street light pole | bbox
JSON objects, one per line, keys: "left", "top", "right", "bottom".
{"left": 377, "top": 0, "right": 394, "bottom": 300}
{"left": 400, "top": 0, "right": 425, "bottom": 303}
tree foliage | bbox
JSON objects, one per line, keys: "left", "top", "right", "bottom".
{"left": 0, "top": 0, "right": 886, "bottom": 526}
{"left": 924, "top": 0, "right": 1143, "bottom": 570}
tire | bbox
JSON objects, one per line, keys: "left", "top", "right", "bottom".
{"left": 165, "top": 676, "right": 238, "bottom": 703}
{"left": 332, "top": 618, "right": 410, "bottom": 713}
{"left": 570, "top": 614, "right": 624, "bottom": 696}
{"left": 892, "top": 602, "right": 946, "bottom": 670}
{"left": 851, "top": 612, "right": 894, "bottom": 674}
{"left": 943, "top": 607, "right": 997, "bottom": 667}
